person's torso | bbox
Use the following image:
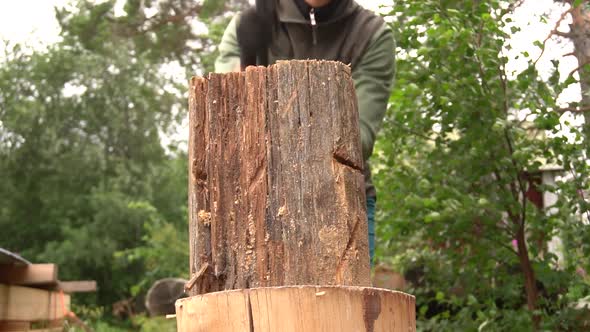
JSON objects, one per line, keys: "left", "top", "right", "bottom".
{"left": 267, "top": 0, "right": 384, "bottom": 70}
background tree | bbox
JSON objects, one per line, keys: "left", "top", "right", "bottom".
{"left": 375, "top": 0, "right": 590, "bottom": 330}
{"left": 0, "top": 0, "right": 245, "bottom": 326}
{"left": 548, "top": 0, "right": 590, "bottom": 153}
{"left": 2, "top": 0, "right": 589, "bottom": 330}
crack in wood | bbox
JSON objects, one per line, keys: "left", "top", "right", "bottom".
{"left": 248, "top": 160, "right": 266, "bottom": 195}
{"left": 279, "top": 70, "right": 309, "bottom": 116}
{"left": 334, "top": 216, "right": 361, "bottom": 283}
{"left": 333, "top": 153, "right": 363, "bottom": 172}
{"left": 281, "top": 86, "right": 299, "bottom": 115}
{"left": 247, "top": 291, "right": 255, "bottom": 332}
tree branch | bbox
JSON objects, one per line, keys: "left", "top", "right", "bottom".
{"left": 493, "top": 169, "right": 520, "bottom": 227}
{"left": 554, "top": 30, "right": 573, "bottom": 38}
{"left": 498, "top": 63, "right": 510, "bottom": 115}
{"left": 503, "top": 129, "right": 528, "bottom": 226}
{"left": 498, "top": 63, "right": 528, "bottom": 227}
{"left": 139, "top": 3, "right": 202, "bottom": 34}
{"left": 534, "top": 7, "right": 574, "bottom": 65}
{"left": 505, "top": 0, "right": 526, "bottom": 13}
{"left": 567, "top": 60, "right": 590, "bottom": 79}
{"left": 111, "top": 3, "right": 203, "bottom": 37}
{"left": 497, "top": 69, "right": 537, "bottom": 322}
{"left": 516, "top": 225, "right": 540, "bottom": 330}
{"left": 475, "top": 20, "right": 491, "bottom": 93}
{"left": 480, "top": 233, "right": 519, "bottom": 256}
{"left": 569, "top": 168, "right": 590, "bottom": 223}
{"left": 557, "top": 105, "right": 590, "bottom": 114}
{"left": 389, "top": 120, "right": 445, "bottom": 145}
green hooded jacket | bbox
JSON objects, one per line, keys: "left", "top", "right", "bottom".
{"left": 214, "top": 0, "right": 395, "bottom": 198}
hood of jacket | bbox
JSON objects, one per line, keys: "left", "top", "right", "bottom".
{"left": 277, "top": 0, "right": 359, "bottom": 25}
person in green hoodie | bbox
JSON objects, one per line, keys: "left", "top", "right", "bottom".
{"left": 214, "top": 0, "right": 395, "bottom": 265}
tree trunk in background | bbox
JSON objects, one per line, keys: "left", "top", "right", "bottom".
{"left": 569, "top": 2, "right": 590, "bottom": 153}
{"left": 187, "top": 61, "right": 370, "bottom": 296}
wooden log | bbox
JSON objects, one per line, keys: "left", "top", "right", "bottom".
{"left": 175, "top": 286, "right": 415, "bottom": 332}
{"left": 188, "top": 61, "right": 369, "bottom": 295}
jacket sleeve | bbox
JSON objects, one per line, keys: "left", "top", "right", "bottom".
{"left": 214, "top": 15, "right": 241, "bottom": 73}
{"left": 352, "top": 24, "right": 396, "bottom": 160}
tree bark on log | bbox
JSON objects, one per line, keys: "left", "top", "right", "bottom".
{"left": 187, "top": 61, "right": 370, "bottom": 295}
{"left": 176, "top": 286, "right": 416, "bottom": 332}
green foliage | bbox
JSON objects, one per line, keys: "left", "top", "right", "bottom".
{"left": 67, "top": 305, "right": 178, "bottom": 331}
{"left": 55, "top": 0, "right": 236, "bottom": 75}
{"left": 0, "top": 33, "right": 184, "bottom": 303}
{"left": 375, "top": 0, "right": 590, "bottom": 330}
{"left": 0, "top": 0, "right": 230, "bottom": 318}
{"left": 117, "top": 216, "right": 189, "bottom": 296}
{"left": 132, "top": 315, "right": 177, "bottom": 332}
{"left": 3, "top": 0, "right": 589, "bottom": 330}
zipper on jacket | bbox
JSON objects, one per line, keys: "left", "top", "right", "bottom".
{"left": 310, "top": 8, "right": 317, "bottom": 45}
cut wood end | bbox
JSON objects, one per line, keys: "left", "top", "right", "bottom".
{"left": 245, "top": 65, "right": 267, "bottom": 73}
{"left": 176, "top": 286, "right": 415, "bottom": 332}
{"left": 190, "top": 60, "right": 352, "bottom": 85}
{"left": 274, "top": 60, "right": 353, "bottom": 76}
{"left": 274, "top": 59, "right": 346, "bottom": 67}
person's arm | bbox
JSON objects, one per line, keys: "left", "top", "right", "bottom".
{"left": 352, "top": 24, "right": 396, "bottom": 160}
{"left": 215, "top": 0, "right": 274, "bottom": 73}
{"left": 214, "top": 15, "right": 241, "bottom": 73}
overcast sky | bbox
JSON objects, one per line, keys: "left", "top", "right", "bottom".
{"left": 0, "top": 0, "right": 583, "bottom": 138}
{"left": 0, "top": 0, "right": 381, "bottom": 46}
{"left": 0, "top": 0, "right": 577, "bottom": 75}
